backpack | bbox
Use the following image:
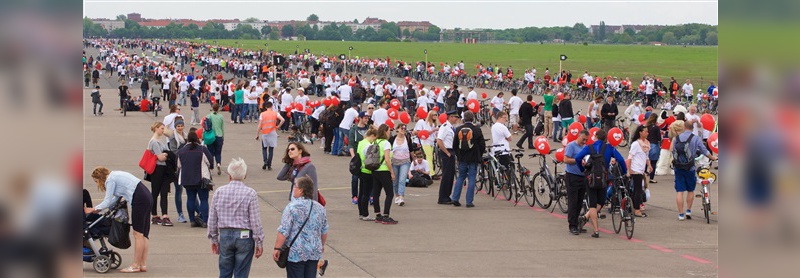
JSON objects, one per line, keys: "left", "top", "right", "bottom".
{"left": 349, "top": 154, "right": 362, "bottom": 175}
{"left": 363, "top": 140, "right": 384, "bottom": 171}
{"left": 352, "top": 86, "right": 365, "bottom": 100}
{"left": 672, "top": 134, "right": 695, "bottom": 170}
{"left": 202, "top": 117, "right": 216, "bottom": 145}
{"left": 457, "top": 127, "right": 475, "bottom": 151}
{"left": 586, "top": 143, "right": 608, "bottom": 190}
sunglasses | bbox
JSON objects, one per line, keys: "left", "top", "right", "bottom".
{"left": 288, "top": 148, "right": 297, "bottom": 151}
{"left": 368, "top": 107, "right": 374, "bottom": 110}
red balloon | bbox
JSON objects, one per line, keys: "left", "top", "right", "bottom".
{"left": 438, "top": 113, "right": 447, "bottom": 124}
{"left": 661, "top": 138, "right": 671, "bottom": 150}
{"left": 554, "top": 148, "right": 565, "bottom": 162}
{"left": 467, "top": 99, "right": 480, "bottom": 113}
{"left": 404, "top": 76, "right": 410, "bottom": 82}
{"left": 384, "top": 119, "right": 395, "bottom": 129}
{"left": 348, "top": 80, "right": 356, "bottom": 86}
{"left": 305, "top": 107, "right": 313, "bottom": 115}
{"left": 700, "top": 114, "right": 716, "bottom": 131}
{"left": 607, "top": 127, "right": 624, "bottom": 147}
{"left": 708, "top": 132, "right": 718, "bottom": 154}
{"left": 481, "top": 92, "right": 488, "bottom": 99}
{"left": 416, "top": 107, "right": 428, "bottom": 119}
{"left": 331, "top": 97, "right": 340, "bottom": 107}
{"left": 534, "top": 136, "right": 551, "bottom": 155}
{"left": 432, "top": 106, "right": 440, "bottom": 112}
{"left": 578, "top": 114, "right": 587, "bottom": 123}
{"left": 712, "top": 88, "right": 718, "bottom": 96}
{"left": 638, "top": 113, "right": 646, "bottom": 123}
{"left": 196, "top": 128, "right": 204, "bottom": 139}
{"left": 387, "top": 108, "right": 399, "bottom": 120}
{"left": 323, "top": 99, "right": 332, "bottom": 107}
{"left": 294, "top": 103, "right": 304, "bottom": 111}
{"left": 390, "top": 99, "right": 401, "bottom": 110}
{"left": 599, "top": 84, "right": 605, "bottom": 90}
{"left": 558, "top": 80, "right": 566, "bottom": 85}
{"left": 556, "top": 92, "right": 564, "bottom": 101}
{"left": 587, "top": 127, "right": 600, "bottom": 145}
{"left": 658, "top": 90, "right": 665, "bottom": 97}
{"left": 285, "top": 105, "right": 293, "bottom": 113}
{"left": 566, "top": 122, "right": 584, "bottom": 142}
{"left": 399, "top": 111, "right": 411, "bottom": 124}
{"left": 418, "top": 130, "right": 430, "bottom": 140}
{"left": 639, "top": 84, "right": 645, "bottom": 91}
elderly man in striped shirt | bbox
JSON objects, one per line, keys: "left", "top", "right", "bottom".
{"left": 208, "top": 158, "right": 265, "bottom": 278}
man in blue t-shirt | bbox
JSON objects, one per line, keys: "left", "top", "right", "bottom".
{"left": 564, "top": 130, "right": 589, "bottom": 235}
{"left": 574, "top": 129, "right": 628, "bottom": 238}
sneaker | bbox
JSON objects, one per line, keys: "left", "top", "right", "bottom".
{"left": 570, "top": 228, "right": 580, "bottom": 235}
{"left": 151, "top": 216, "right": 161, "bottom": 225}
{"left": 466, "top": 203, "right": 475, "bottom": 208}
{"left": 177, "top": 214, "right": 187, "bottom": 223}
{"left": 161, "top": 217, "right": 174, "bottom": 226}
{"left": 374, "top": 214, "right": 385, "bottom": 223}
{"left": 452, "top": 201, "right": 462, "bottom": 207}
{"left": 262, "top": 164, "right": 267, "bottom": 170}
{"left": 398, "top": 198, "right": 405, "bottom": 207}
{"left": 359, "top": 215, "right": 375, "bottom": 221}
{"left": 352, "top": 197, "right": 358, "bottom": 205}
{"left": 678, "top": 214, "right": 686, "bottom": 221}
{"left": 318, "top": 259, "right": 329, "bottom": 276}
{"left": 369, "top": 197, "right": 373, "bottom": 205}
{"left": 685, "top": 210, "right": 692, "bottom": 220}
{"left": 217, "top": 164, "right": 222, "bottom": 175}
{"left": 381, "top": 216, "right": 398, "bottom": 225}
{"left": 591, "top": 232, "right": 600, "bottom": 238}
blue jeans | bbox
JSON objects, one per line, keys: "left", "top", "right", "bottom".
{"left": 451, "top": 162, "right": 478, "bottom": 204}
{"left": 179, "top": 91, "right": 187, "bottom": 106}
{"left": 391, "top": 162, "right": 411, "bottom": 196}
{"left": 248, "top": 104, "right": 258, "bottom": 121}
{"left": 237, "top": 104, "right": 248, "bottom": 123}
{"left": 185, "top": 188, "right": 208, "bottom": 223}
{"left": 437, "top": 103, "right": 445, "bottom": 113}
{"left": 292, "top": 112, "right": 305, "bottom": 128}
{"left": 332, "top": 128, "right": 348, "bottom": 156}
{"left": 207, "top": 136, "right": 224, "bottom": 166}
{"left": 218, "top": 229, "right": 255, "bottom": 278}
{"left": 173, "top": 182, "right": 183, "bottom": 215}
{"left": 553, "top": 121, "right": 563, "bottom": 141}
{"left": 286, "top": 260, "right": 318, "bottom": 278}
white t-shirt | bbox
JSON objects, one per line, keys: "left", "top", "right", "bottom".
{"left": 280, "top": 93, "right": 294, "bottom": 111}
{"left": 508, "top": 96, "right": 523, "bottom": 114}
{"left": 627, "top": 140, "right": 648, "bottom": 174}
{"left": 178, "top": 80, "right": 190, "bottom": 92}
{"left": 491, "top": 122, "right": 512, "bottom": 154}
{"left": 685, "top": 113, "right": 701, "bottom": 136}
{"left": 245, "top": 90, "right": 259, "bottom": 105}
{"left": 413, "top": 120, "right": 435, "bottom": 146}
{"left": 467, "top": 90, "right": 478, "bottom": 100}
{"left": 437, "top": 122, "right": 454, "bottom": 148}
{"left": 410, "top": 160, "right": 430, "bottom": 173}
{"left": 372, "top": 108, "right": 389, "bottom": 128}
{"left": 416, "top": 96, "right": 429, "bottom": 109}
{"left": 337, "top": 84, "right": 352, "bottom": 101}
{"left": 294, "top": 95, "right": 310, "bottom": 107}
{"left": 682, "top": 83, "right": 694, "bottom": 97}
{"left": 162, "top": 77, "right": 172, "bottom": 90}
{"left": 340, "top": 107, "right": 359, "bottom": 129}
{"left": 457, "top": 93, "right": 466, "bottom": 108}
{"left": 436, "top": 90, "right": 445, "bottom": 104}
{"left": 491, "top": 96, "right": 504, "bottom": 110}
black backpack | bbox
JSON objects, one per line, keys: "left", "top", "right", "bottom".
{"left": 352, "top": 86, "right": 366, "bottom": 100}
{"left": 349, "top": 154, "right": 362, "bottom": 175}
{"left": 672, "top": 134, "right": 695, "bottom": 170}
{"left": 586, "top": 143, "right": 608, "bottom": 190}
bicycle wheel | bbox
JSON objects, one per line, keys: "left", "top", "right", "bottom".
{"left": 619, "top": 130, "right": 630, "bottom": 148}
{"left": 502, "top": 170, "right": 513, "bottom": 201}
{"left": 556, "top": 176, "right": 569, "bottom": 214}
{"left": 521, "top": 173, "right": 536, "bottom": 207}
{"left": 508, "top": 171, "right": 520, "bottom": 205}
{"left": 704, "top": 202, "right": 711, "bottom": 224}
{"left": 475, "top": 163, "right": 485, "bottom": 193}
{"left": 532, "top": 173, "right": 552, "bottom": 209}
{"left": 611, "top": 194, "right": 622, "bottom": 234}
{"left": 485, "top": 166, "right": 496, "bottom": 196}
{"left": 494, "top": 169, "right": 508, "bottom": 200}
{"left": 623, "top": 196, "right": 635, "bottom": 239}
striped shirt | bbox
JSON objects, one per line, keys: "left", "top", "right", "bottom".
{"left": 207, "top": 181, "right": 264, "bottom": 247}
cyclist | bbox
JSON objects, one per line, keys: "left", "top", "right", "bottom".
{"left": 564, "top": 130, "right": 590, "bottom": 235}
{"left": 574, "top": 129, "right": 628, "bottom": 238}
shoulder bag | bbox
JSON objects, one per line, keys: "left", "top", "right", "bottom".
{"left": 276, "top": 202, "right": 313, "bottom": 268}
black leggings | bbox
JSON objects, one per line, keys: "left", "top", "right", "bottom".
{"left": 649, "top": 160, "right": 658, "bottom": 180}
{"left": 150, "top": 165, "right": 170, "bottom": 216}
{"left": 357, "top": 173, "right": 374, "bottom": 217}
{"left": 371, "top": 171, "right": 394, "bottom": 216}
{"left": 631, "top": 174, "right": 645, "bottom": 210}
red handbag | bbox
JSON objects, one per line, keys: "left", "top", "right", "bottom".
{"left": 139, "top": 150, "right": 157, "bottom": 174}
{"left": 317, "top": 190, "right": 326, "bottom": 207}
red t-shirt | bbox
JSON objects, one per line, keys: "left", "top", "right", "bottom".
{"left": 140, "top": 99, "right": 150, "bottom": 112}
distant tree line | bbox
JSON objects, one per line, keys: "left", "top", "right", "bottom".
{"left": 84, "top": 16, "right": 716, "bottom": 45}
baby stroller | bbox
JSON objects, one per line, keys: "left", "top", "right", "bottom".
{"left": 83, "top": 197, "right": 125, "bottom": 273}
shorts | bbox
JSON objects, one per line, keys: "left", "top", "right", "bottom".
{"left": 509, "top": 114, "right": 520, "bottom": 125}
{"left": 674, "top": 169, "right": 697, "bottom": 192}
{"left": 586, "top": 186, "right": 606, "bottom": 208}
{"left": 561, "top": 118, "right": 574, "bottom": 128}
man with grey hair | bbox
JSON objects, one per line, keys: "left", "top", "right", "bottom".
{"left": 208, "top": 158, "right": 265, "bottom": 278}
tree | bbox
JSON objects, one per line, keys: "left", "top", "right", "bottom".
{"left": 618, "top": 33, "right": 633, "bottom": 44}
{"left": 624, "top": 27, "right": 636, "bottom": 37}
{"left": 296, "top": 24, "right": 316, "bottom": 40}
{"left": 597, "top": 21, "right": 606, "bottom": 42}
{"left": 353, "top": 19, "right": 359, "bottom": 24}
{"left": 269, "top": 32, "right": 279, "bottom": 40}
{"left": 662, "top": 31, "right": 677, "bottom": 45}
{"left": 116, "top": 14, "right": 127, "bottom": 21}
{"left": 402, "top": 28, "right": 411, "bottom": 38}
{"left": 307, "top": 14, "right": 319, "bottom": 22}
{"left": 704, "top": 31, "right": 717, "bottom": 45}
{"left": 379, "top": 22, "right": 400, "bottom": 38}
{"left": 339, "top": 25, "right": 353, "bottom": 40}
{"left": 281, "top": 24, "right": 295, "bottom": 38}
{"left": 83, "top": 17, "right": 107, "bottom": 37}
{"left": 243, "top": 17, "right": 259, "bottom": 23}
{"left": 261, "top": 26, "right": 272, "bottom": 37}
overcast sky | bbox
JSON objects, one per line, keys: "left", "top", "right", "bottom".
{"left": 84, "top": 0, "right": 718, "bottom": 29}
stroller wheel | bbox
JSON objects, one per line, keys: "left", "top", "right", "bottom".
{"left": 93, "top": 255, "right": 111, "bottom": 273}
{"left": 108, "top": 251, "right": 122, "bottom": 269}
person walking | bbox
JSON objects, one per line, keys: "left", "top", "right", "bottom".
{"left": 277, "top": 142, "right": 319, "bottom": 202}
{"left": 516, "top": 95, "right": 537, "bottom": 149}
{"left": 85, "top": 168, "right": 153, "bottom": 273}
{"left": 91, "top": 85, "right": 104, "bottom": 116}
{"left": 177, "top": 131, "right": 214, "bottom": 228}
{"left": 348, "top": 112, "right": 370, "bottom": 204}
{"left": 542, "top": 89, "right": 555, "bottom": 140}
{"left": 257, "top": 102, "right": 285, "bottom": 171}
{"left": 558, "top": 92, "right": 575, "bottom": 140}
{"left": 563, "top": 130, "right": 589, "bottom": 235}
{"left": 389, "top": 123, "right": 413, "bottom": 206}
{"left": 600, "top": 95, "right": 619, "bottom": 132}
{"left": 644, "top": 113, "right": 662, "bottom": 183}
{"left": 208, "top": 158, "right": 265, "bottom": 278}
{"left": 168, "top": 119, "right": 188, "bottom": 223}
{"left": 190, "top": 88, "right": 201, "bottom": 126}
{"left": 626, "top": 125, "right": 652, "bottom": 218}
{"left": 450, "top": 111, "right": 485, "bottom": 208}
{"left": 436, "top": 111, "right": 459, "bottom": 205}
{"left": 148, "top": 122, "right": 174, "bottom": 227}
{"left": 370, "top": 124, "right": 398, "bottom": 224}
{"left": 672, "top": 121, "right": 717, "bottom": 221}
{"left": 273, "top": 177, "right": 329, "bottom": 278}
{"left": 206, "top": 103, "right": 226, "bottom": 176}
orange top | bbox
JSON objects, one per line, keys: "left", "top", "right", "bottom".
{"left": 259, "top": 110, "right": 278, "bottom": 134}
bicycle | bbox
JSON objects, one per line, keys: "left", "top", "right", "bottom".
{"left": 510, "top": 149, "right": 535, "bottom": 207}
{"left": 607, "top": 169, "right": 635, "bottom": 239}
{"left": 529, "top": 149, "right": 567, "bottom": 213}
{"left": 614, "top": 117, "right": 631, "bottom": 148}
{"left": 695, "top": 157, "right": 717, "bottom": 224}
{"left": 478, "top": 144, "right": 508, "bottom": 198}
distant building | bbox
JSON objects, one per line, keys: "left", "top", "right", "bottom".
{"left": 91, "top": 19, "right": 125, "bottom": 31}
{"left": 589, "top": 24, "right": 663, "bottom": 35}
{"left": 127, "top": 13, "right": 142, "bottom": 22}
{"left": 138, "top": 19, "right": 209, "bottom": 29}
{"left": 397, "top": 21, "right": 433, "bottom": 33}
{"left": 361, "top": 17, "right": 387, "bottom": 31}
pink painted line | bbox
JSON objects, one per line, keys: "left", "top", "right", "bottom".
{"left": 598, "top": 228, "right": 614, "bottom": 234}
{"left": 618, "top": 236, "right": 644, "bottom": 243}
{"left": 682, "top": 255, "right": 712, "bottom": 264}
{"left": 532, "top": 207, "right": 545, "bottom": 212}
{"left": 647, "top": 244, "right": 674, "bottom": 253}
{"left": 550, "top": 213, "right": 567, "bottom": 219}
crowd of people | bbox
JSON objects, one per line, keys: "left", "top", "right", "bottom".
{"left": 83, "top": 37, "right": 719, "bottom": 276}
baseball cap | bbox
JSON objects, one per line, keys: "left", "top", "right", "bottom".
{"left": 358, "top": 111, "right": 369, "bottom": 118}
{"left": 635, "top": 99, "right": 642, "bottom": 103}
{"left": 447, "top": 110, "right": 461, "bottom": 118}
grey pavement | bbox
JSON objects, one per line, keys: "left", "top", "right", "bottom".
{"left": 83, "top": 46, "right": 717, "bottom": 277}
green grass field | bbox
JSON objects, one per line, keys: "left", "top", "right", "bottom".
{"left": 196, "top": 39, "right": 717, "bottom": 83}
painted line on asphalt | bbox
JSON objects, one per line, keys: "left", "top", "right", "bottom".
{"left": 682, "top": 255, "right": 712, "bottom": 264}
{"left": 618, "top": 236, "right": 644, "bottom": 243}
{"left": 647, "top": 244, "right": 675, "bottom": 253}
{"left": 598, "top": 228, "right": 614, "bottom": 234}
{"left": 257, "top": 186, "right": 350, "bottom": 194}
